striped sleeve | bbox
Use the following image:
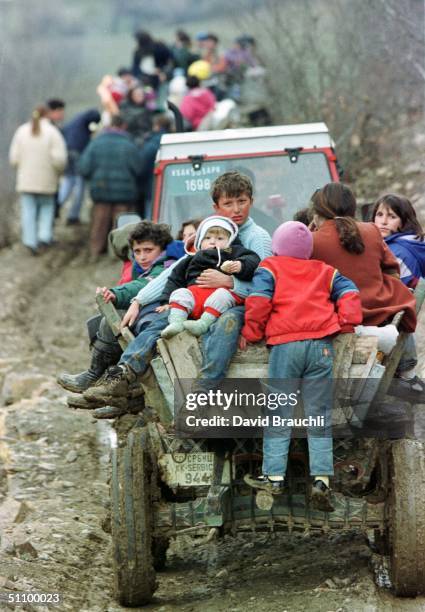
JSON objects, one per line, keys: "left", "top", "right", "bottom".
{"left": 244, "top": 227, "right": 273, "bottom": 260}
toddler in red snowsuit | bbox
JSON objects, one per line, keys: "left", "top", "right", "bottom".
{"left": 159, "top": 216, "right": 260, "bottom": 338}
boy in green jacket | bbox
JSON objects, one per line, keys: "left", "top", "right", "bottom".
{"left": 57, "top": 221, "right": 179, "bottom": 393}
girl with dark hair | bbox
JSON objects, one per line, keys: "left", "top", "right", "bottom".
{"left": 176, "top": 218, "right": 202, "bottom": 242}
{"left": 311, "top": 182, "right": 421, "bottom": 397}
{"left": 311, "top": 183, "right": 415, "bottom": 329}
{"left": 372, "top": 193, "right": 425, "bottom": 288}
{"left": 311, "top": 182, "right": 365, "bottom": 254}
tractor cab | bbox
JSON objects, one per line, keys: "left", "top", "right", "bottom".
{"left": 152, "top": 122, "right": 340, "bottom": 235}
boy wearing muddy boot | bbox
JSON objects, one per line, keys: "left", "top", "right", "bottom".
{"left": 57, "top": 221, "right": 177, "bottom": 395}
{"left": 82, "top": 171, "right": 272, "bottom": 407}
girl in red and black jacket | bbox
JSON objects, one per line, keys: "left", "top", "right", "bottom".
{"left": 241, "top": 221, "right": 362, "bottom": 513}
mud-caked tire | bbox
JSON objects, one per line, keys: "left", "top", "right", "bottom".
{"left": 389, "top": 439, "right": 425, "bottom": 596}
{"left": 111, "top": 426, "right": 156, "bottom": 606}
{"left": 152, "top": 536, "right": 170, "bottom": 571}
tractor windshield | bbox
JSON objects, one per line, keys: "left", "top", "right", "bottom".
{"left": 157, "top": 152, "right": 333, "bottom": 235}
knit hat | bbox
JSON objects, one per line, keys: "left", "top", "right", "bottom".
{"left": 271, "top": 221, "right": 313, "bottom": 259}
{"left": 194, "top": 216, "right": 238, "bottom": 251}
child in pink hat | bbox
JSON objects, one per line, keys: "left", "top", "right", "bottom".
{"left": 242, "top": 221, "right": 363, "bottom": 511}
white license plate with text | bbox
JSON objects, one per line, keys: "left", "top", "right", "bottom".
{"left": 160, "top": 452, "right": 215, "bottom": 487}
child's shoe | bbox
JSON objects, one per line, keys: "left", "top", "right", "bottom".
{"left": 184, "top": 313, "right": 217, "bottom": 337}
{"left": 161, "top": 322, "right": 185, "bottom": 338}
{"left": 310, "top": 479, "right": 335, "bottom": 512}
{"left": 161, "top": 310, "right": 188, "bottom": 339}
{"left": 244, "top": 473, "right": 285, "bottom": 495}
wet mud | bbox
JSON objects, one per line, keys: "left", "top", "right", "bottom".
{"left": 0, "top": 224, "right": 425, "bottom": 611}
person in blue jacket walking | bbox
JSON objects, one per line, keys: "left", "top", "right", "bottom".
{"left": 59, "top": 108, "right": 100, "bottom": 225}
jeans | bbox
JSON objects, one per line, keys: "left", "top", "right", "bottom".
{"left": 120, "top": 311, "right": 169, "bottom": 374}
{"left": 199, "top": 306, "right": 244, "bottom": 380}
{"left": 262, "top": 339, "right": 334, "bottom": 478}
{"left": 144, "top": 197, "right": 153, "bottom": 220}
{"left": 59, "top": 174, "right": 85, "bottom": 221}
{"left": 120, "top": 306, "right": 245, "bottom": 381}
{"left": 20, "top": 193, "right": 55, "bottom": 249}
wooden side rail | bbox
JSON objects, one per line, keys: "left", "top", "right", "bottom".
{"left": 376, "top": 277, "right": 425, "bottom": 399}
{"left": 95, "top": 294, "right": 135, "bottom": 350}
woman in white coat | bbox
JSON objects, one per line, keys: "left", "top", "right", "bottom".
{"left": 9, "top": 106, "right": 67, "bottom": 255}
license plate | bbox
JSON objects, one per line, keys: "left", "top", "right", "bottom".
{"left": 160, "top": 452, "right": 215, "bottom": 487}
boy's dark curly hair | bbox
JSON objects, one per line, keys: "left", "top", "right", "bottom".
{"left": 128, "top": 221, "right": 173, "bottom": 250}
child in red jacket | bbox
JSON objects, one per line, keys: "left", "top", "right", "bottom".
{"left": 241, "top": 221, "right": 362, "bottom": 512}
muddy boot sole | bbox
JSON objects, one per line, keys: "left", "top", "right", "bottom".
{"left": 67, "top": 394, "right": 127, "bottom": 411}
{"left": 92, "top": 394, "right": 145, "bottom": 419}
{"left": 92, "top": 405, "right": 128, "bottom": 419}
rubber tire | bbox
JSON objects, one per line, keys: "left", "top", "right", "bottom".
{"left": 111, "top": 426, "right": 156, "bottom": 606}
{"left": 390, "top": 439, "right": 425, "bottom": 596}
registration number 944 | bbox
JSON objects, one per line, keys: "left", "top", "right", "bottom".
{"left": 160, "top": 452, "right": 215, "bottom": 487}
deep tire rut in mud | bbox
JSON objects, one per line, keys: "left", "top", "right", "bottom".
{"left": 1, "top": 231, "right": 425, "bottom": 611}
{"left": 0, "top": 231, "right": 119, "bottom": 611}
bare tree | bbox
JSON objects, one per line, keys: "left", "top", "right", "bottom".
{"left": 235, "top": 0, "right": 424, "bottom": 177}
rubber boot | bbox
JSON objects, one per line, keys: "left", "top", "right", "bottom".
{"left": 57, "top": 337, "right": 122, "bottom": 394}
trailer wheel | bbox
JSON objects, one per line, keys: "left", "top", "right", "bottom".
{"left": 152, "top": 536, "right": 170, "bottom": 571}
{"left": 389, "top": 439, "right": 425, "bottom": 596}
{"left": 111, "top": 427, "right": 156, "bottom": 606}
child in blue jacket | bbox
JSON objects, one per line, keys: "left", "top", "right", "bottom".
{"left": 372, "top": 193, "right": 425, "bottom": 288}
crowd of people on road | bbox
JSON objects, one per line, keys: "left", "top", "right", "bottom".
{"left": 8, "top": 27, "right": 425, "bottom": 511}
{"left": 9, "top": 29, "right": 267, "bottom": 260}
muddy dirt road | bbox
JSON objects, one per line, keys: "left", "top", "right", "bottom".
{"left": 1, "top": 226, "right": 425, "bottom": 612}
